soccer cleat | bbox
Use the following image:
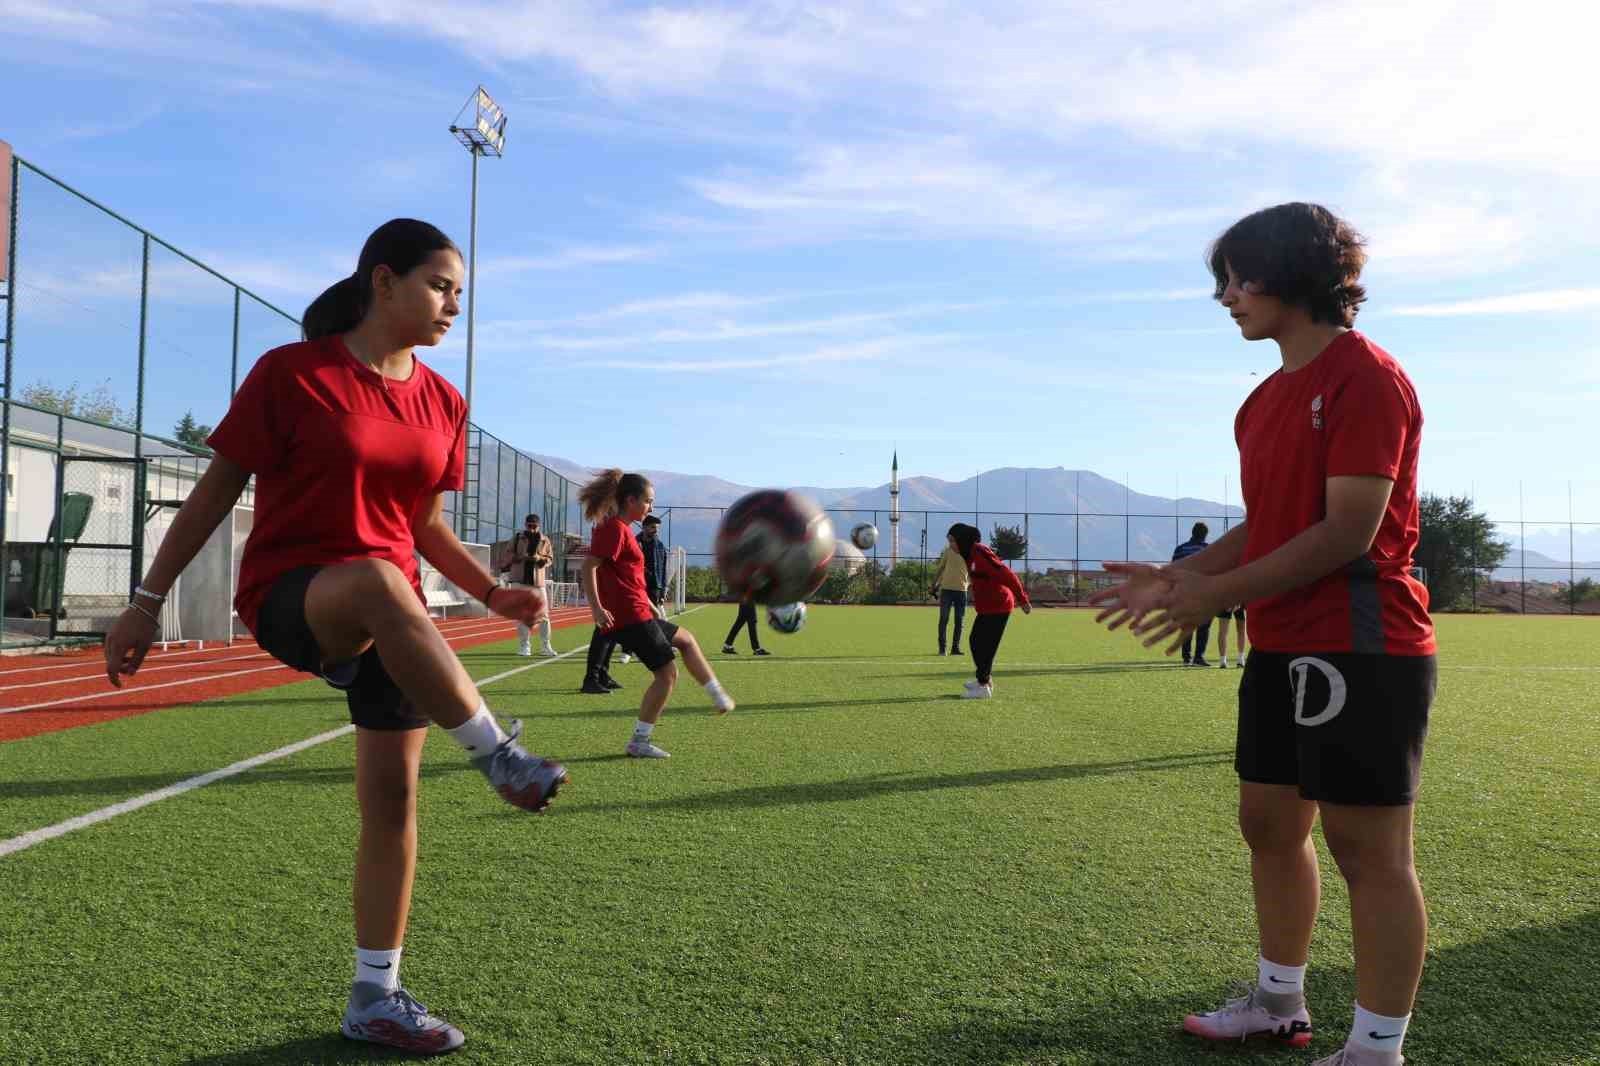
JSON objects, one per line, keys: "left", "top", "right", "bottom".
{"left": 469, "top": 720, "right": 569, "bottom": 812}
{"left": 961, "top": 682, "right": 993, "bottom": 699}
{"left": 1182, "top": 657, "right": 1191, "bottom": 665}
{"left": 625, "top": 738, "right": 671, "bottom": 759}
{"left": 1192, "top": 656, "right": 1212, "bottom": 667}
{"left": 1220, "top": 658, "right": 1230, "bottom": 669}
{"left": 620, "top": 653, "right": 632, "bottom": 664}
{"left": 341, "top": 985, "right": 464, "bottom": 1055}
{"left": 710, "top": 687, "right": 737, "bottom": 714}
{"left": 722, "top": 644, "right": 738, "bottom": 654}
{"left": 600, "top": 673, "right": 623, "bottom": 691}
{"left": 752, "top": 648, "right": 771, "bottom": 656}
{"left": 1182, "top": 981, "right": 1313, "bottom": 1048}
{"left": 579, "top": 678, "right": 610, "bottom": 694}
{"left": 540, "top": 644, "right": 558, "bottom": 657}
{"left": 950, "top": 646, "right": 964, "bottom": 656}
{"left": 517, "top": 641, "right": 532, "bottom": 657}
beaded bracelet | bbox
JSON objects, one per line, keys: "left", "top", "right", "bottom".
{"left": 133, "top": 585, "right": 167, "bottom": 603}
{"left": 127, "top": 600, "right": 161, "bottom": 624}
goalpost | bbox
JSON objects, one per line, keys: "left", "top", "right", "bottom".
{"left": 664, "top": 546, "right": 688, "bottom": 616}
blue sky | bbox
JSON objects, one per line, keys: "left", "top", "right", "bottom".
{"left": 2, "top": 0, "right": 1597, "bottom": 537}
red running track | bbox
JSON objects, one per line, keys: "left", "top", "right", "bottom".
{"left": 0, "top": 608, "right": 594, "bottom": 743}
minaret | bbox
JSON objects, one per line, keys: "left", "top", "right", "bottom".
{"left": 890, "top": 450, "right": 901, "bottom": 567}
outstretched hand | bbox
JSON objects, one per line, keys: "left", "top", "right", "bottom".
{"left": 1087, "top": 561, "right": 1176, "bottom": 631}
{"left": 490, "top": 585, "right": 548, "bottom": 626}
{"left": 1129, "top": 568, "right": 1228, "bottom": 655}
{"left": 104, "top": 606, "right": 159, "bottom": 687}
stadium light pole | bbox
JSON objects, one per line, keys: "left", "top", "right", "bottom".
{"left": 448, "top": 86, "right": 507, "bottom": 432}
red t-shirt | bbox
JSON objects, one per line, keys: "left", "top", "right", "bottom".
{"left": 207, "top": 337, "right": 466, "bottom": 632}
{"left": 588, "top": 517, "right": 656, "bottom": 634}
{"left": 1235, "top": 330, "right": 1435, "bottom": 655}
{"left": 968, "top": 544, "right": 1030, "bottom": 615}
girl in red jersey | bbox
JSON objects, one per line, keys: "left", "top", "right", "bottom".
{"left": 102, "top": 219, "right": 570, "bottom": 1055}
{"left": 946, "top": 523, "right": 1030, "bottom": 699}
{"left": 1091, "top": 203, "right": 1435, "bottom": 1066}
{"left": 579, "top": 469, "right": 734, "bottom": 758}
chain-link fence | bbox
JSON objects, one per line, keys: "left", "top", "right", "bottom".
{"left": 1, "top": 149, "right": 581, "bottom": 646}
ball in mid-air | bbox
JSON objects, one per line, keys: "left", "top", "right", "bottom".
{"left": 850, "top": 523, "right": 878, "bottom": 551}
{"left": 714, "top": 490, "right": 835, "bottom": 604}
{"left": 766, "top": 601, "right": 807, "bottom": 634}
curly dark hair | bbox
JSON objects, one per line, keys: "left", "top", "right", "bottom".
{"left": 1207, "top": 203, "right": 1368, "bottom": 327}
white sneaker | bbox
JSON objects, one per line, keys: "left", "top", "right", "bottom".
{"left": 710, "top": 687, "right": 737, "bottom": 714}
{"left": 342, "top": 985, "right": 465, "bottom": 1054}
{"left": 517, "top": 641, "right": 532, "bottom": 657}
{"left": 620, "top": 653, "right": 632, "bottom": 664}
{"left": 1183, "top": 981, "right": 1312, "bottom": 1048}
{"left": 540, "top": 644, "right": 558, "bottom": 657}
{"left": 961, "top": 682, "right": 993, "bottom": 699}
{"left": 625, "top": 738, "right": 671, "bottom": 759}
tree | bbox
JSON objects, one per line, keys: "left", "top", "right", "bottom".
{"left": 991, "top": 523, "right": 1028, "bottom": 562}
{"left": 867, "top": 560, "right": 935, "bottom": 604}
{"left": 1415, "top": 494, "right": 1510, "bottom": 610}
{"left": 173, "top": 411, "right": 214, "bottom": 448}
{"left": 1561, "top": 577, "right": 1597, "bottom": 610}
{"left": 18, "top": 379, "right": 132, "bottom": 426}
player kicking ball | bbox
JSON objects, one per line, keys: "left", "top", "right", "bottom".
{"left": 1091, "top": 203, "right": 1435, "bottom": 1066}
{"left": 579, "top": 469, "right": 735, "bottom": 758}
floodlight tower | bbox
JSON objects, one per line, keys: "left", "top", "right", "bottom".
{"left": 890, "top": 450, "right": 901, "bottom": 568}
{"left": 448, "top": 86, "right": 507, "bottom": 429}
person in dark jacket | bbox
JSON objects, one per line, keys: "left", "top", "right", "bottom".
{"left": 1172, "top": 522, "right": 1212, "bottom": 666}
{"left": 639, "top": 515, "right": 670, "bottom": 609}
{"left": 947, "top": 523, "right": 1029, "bottom": 699}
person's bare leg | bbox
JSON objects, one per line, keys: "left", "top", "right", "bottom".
{"left": 1218, "top": 622, "right": 1230, "bottom": 662}
{"left": 1320, "top": 802, "right": 1427, "bottom": 1017}
{"left": 672, "top": 630, "right": 716, "bottom": 686}
{"left": 1240, "top": 782, "right": 1321, "bottom": 967}
{"left": 638, "top": 661, "right": 677, "bottom": 725}
{"left": 305, "top": 560, "right": 479, "bottom": 729}
{"left": 353, "top": 727, "right": 427, "bottom": 949}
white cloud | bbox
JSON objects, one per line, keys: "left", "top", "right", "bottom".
{"left": 479, "top": 245, "right": 657, "bottom": 275}
{"left": 586, "top": 333, "right": 956, "bottom": 371}
{"left": 1391, "top": 289, "right": 1600, "bottom": 317}
{"left": 509, "top": 300, "right": 991, "bottom": 351}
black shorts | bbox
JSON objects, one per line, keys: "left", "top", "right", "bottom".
{"left": 253, "top": 566, "right": 428, "bottom": 731}
{"left": 1236, "top": 651, "right": 1435, "bottom": 805}
{"left": 1216, "top": 605, "right": 1246, "bottom": 621}
{"left": 609, "top": 619, "right": 679, "bottom": 673}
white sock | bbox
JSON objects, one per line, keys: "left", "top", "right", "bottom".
{"left": 704, "top": 679, "right": 726, "bottom": 700}
{"left": 445, "top": 702, "right": 509, "bottom": 757}
{"left": 538, "top": 619, "right": 552, "bottom": 644}
{"left": 1349, "top": 1003, "right": 1409, "bottom": 1056}
{"left": 632, "top": 720, "right": 654, "bottom": 740}
{"left": 355, "top": 947, "right": 401, "bottom": 992}
{"left": 517, "top": 622, "right": 530, "bottom": 643}
{"left": 1258, "top": 956, "right": 1306, "bottom": 995}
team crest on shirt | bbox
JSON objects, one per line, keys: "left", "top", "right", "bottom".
{"left": 1310, "top": 394, "right": 1323, "bottom": 430}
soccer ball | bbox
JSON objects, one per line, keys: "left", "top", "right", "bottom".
{"left": 850, "top": 523, "right": 878, "bottom": 551}
{"left": 766, "top": 602, "right": 806, "bottom": 634}
{"left": 714, "top": 490, "right": 836, "bottom": 604}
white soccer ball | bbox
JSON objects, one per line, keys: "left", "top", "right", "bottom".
{"left": 766, "top": 601, "right": 807, "bottom": 634}
{"left": 850, "top": 523, "right": 879, "bottom": 551}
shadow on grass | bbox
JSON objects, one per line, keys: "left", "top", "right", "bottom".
{"left": 180, "top": 1033, "right": 430, "bottom": 1065}
{"left": 545, "top": 750, "right": 1234, "bottom": 818}
{"left": 895, "top": 911, "right": 1600, "bottom": 1066}
{"left": 883, "top": 662, "right": 1184, "bottom": 681}
{"left": 529, "top": 694, "right": 951, "bottom": 721}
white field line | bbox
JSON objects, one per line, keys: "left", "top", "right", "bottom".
{"left": 0, "top": 639, "right": 611, "bottom": 859}
{"left": 0, "top": 605, "right": 710, "bottom": 857}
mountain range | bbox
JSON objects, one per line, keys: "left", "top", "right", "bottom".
{"left": 532, "top": 455, "right": 1243, "bottom": 567}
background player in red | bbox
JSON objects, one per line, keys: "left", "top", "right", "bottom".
{"left": 578, "top": 469, "right": 735, "bottom": 758}
{"left": 1090, "top": 203, "right": 1435, "bottom": 1066}
{"left": 102, "top": 218, "right": 569, "bottom": 1056}
{"left": 946, "top": 523, "right": 1030, "bottom": 699}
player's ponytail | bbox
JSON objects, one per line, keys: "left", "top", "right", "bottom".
{"left": 579, "top": 469, "right": 653, "bottom": 521}
{"left": 303, "top": 218, "right": 460, "bottom": 341}
{"left": 580, "top": 469, "right": 624, "bottom": 521}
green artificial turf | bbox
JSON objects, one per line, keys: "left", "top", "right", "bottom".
{"left": 0, "top": 607, "right": 1596, "bottom": 1065}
